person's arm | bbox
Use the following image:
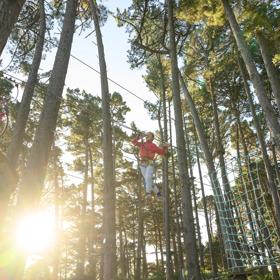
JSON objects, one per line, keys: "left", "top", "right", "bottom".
{"left": 131, "top": 135, "right": 142, "bottom": 147}
{"left": 151, "top": 143, "right": 169, "bottom": 155}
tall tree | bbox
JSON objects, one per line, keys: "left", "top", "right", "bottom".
{"left": 159, "top": 57, "right": 173, "bottom": 280}
{"left": 10, "top": 3, "right": 78, "bottom": 275}
{"left": 7, "top": 0, "right": 46, "bottom": 166}
{"left": 221, "top": 0, "right": 280, "bottom": 151}
{"left": 180, "top": 71, "right": 247, "bottom": 272}
{"left": 89, "top": 1, "right": 116, "bottom": 279}
{"left": 167, "top": 1, "right": 201, "bottom": 279}
{"left": 255, "top": 31, "right": 280, "bottom": 114}
{"left": 237, "top": 56, "right": 280, "bottom": 233}
{"left": 17, "top": 0, "right": 78, "bottom": 210}
{"left": 0, "top": 0, "right": 27, "bottom": 56}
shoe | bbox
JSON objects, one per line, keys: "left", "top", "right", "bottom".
{"left": 157, "top": 192, "right": 163, "bottom": 201}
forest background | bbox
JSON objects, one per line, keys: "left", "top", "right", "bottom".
{"left": 0, "top": 1, "right": 280, "bottom": 280}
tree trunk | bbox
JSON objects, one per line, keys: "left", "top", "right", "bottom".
{"left": 157, "top": 222, "right": 165, "bottom": 273}
{"left": 234, "top": 120, "right": 263, "bottom": 265}
{"left": 142, "top": 238, "right": 148, "bottom": 279}
{"left": 88, "top": 146, "right": 97, "bottom": 280}
{"left": 184, "top": 121, "right": 204, "bottom": 269}
{"left": 214, "top": 202, "right": 228, "bottom": 270}
{"left": 119, "top": 218, "right": 127, "bottom": 280}
{"left": 158, "top": 56, "right": 173, "bottom": 279}
{"left": 221, "top": 0, "right": 280, "bottom": 150}
{"left": 209, "top": 78, "right": 245, "bottom": 270}
{"left": 7, "top": 0, "right": 46, "bottom": 166}
{"left": 13, "top": 1, "right": 77, "bottom": 277}
{"left": 194, "top": 135, "right": 218, "bottom": 276}
{"left": 52, "top": 147, "right": 61, "bottom": 280}
{"left": 124, "top": 229, "right": 131, "bottom": 279}
{"left": 255, "top": 31, "right": 280, "bottom": 113}
{"left": 89, "top": 2, "right": 116, "bottom": 280}
{"left": 270, "top": 143, "right": 280, "bottom": 186}
{"left": 76, "top": 140, "right": 89, "bottom": 278}
{"left": 167, "top": 1, "right": 202, "bottom": 279}
{"left": 17, "top": 0, "right": 77, "bottom": 209}
{"left": 155, "top": 232, "right": 160, "bottom": 271}
{"left": 0, "top": 0, "right": 46, "bottom": 227}
{"left": 135, "top": 169, "right": 144, "bottom": 280}
{"left": 179, "top": 72, "right": 245, "bottom": 272}
{"left": 168, "top": 100, "right": 184, "bottom": 273}
{"left": 237, "top": 56, "right": 280, "bottom": 233}
{"left": 0, "top": 0, "right": 26, "bottom": 56}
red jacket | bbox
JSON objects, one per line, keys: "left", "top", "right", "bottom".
{"left": 131, "top": 137, "right": 167, "bottom": 160}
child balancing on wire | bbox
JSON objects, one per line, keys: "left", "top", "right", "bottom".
{"left": 131, "top": 131, "right": 169, "bottom": 199}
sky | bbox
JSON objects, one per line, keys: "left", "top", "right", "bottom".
{"left": 0, "top": 1, "right": 159, "bottom": 135}
{"left": 42, "top": 0, "right": 159, "bottom": 135}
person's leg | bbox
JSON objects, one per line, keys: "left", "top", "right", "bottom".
{"left": 139, "top": 165, "right": 147, "bottom": 191}
{"left": 145, "top": 164, "right": 154, "bottom": 194}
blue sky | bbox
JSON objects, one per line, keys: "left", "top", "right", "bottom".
{"left": 63, "top": 0, "right": 159, "bottom": 135}
{"left": 1, "top": 0, "right": 159, "bottom": 136}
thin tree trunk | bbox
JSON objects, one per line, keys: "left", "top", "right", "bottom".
{"left": 184, "top": 121, "right": 204, "bottom": 269}
{"left": 168, "top": 99, "right": 184, "bottom": 273}
{"left": 76, "top": 140, "right": 89, "bottom": 278}
{"left": 167, "top": 1, "right": 201, "bottom": 278}
{"left": 88, "top": 147, "right": 97, "bottom": 280}
{"left": 221, "top": 0, "right": 280, "bottom": 150}
{"left": 124, "top": 229, "right": 131, "bottom": 279}
{"left": 255, "top": 31, "right": 280, "bottom": 113}
{"left": 89, "top": 2, "right": 116, "bottom": 280}
{"left": 53, "top": 147, "right": 61, "bottom": 280}
{"left": 214, "top": 201, "right": 228, "bottom": 270}
{"left": 158, "top": 56, "right": 173, "bottom": 279}
{"left": 119, "top": 218, "right": 127, "bottom": 280}
{"left": 157, "top": 223, "right": 165, "bottom": 273}
{"left": 132, "top": 210, "right": 137, "bottom": 277}
{"left": 155, "top": 232, "right": 160, "bottom": 271}
{"left": 0, "top": 0, "right": 27, "bottom": 55}
{"left": 194, "top": 135, "right": 218, "bottom": 276}
{"left": 136, "top": 169, "right": 144, "bottom": 280}
{"left": 142, "top": 237, "right": 148, "bottom": 280}
{"left": 171, "top": 219, "right": 179, "bottom": 275}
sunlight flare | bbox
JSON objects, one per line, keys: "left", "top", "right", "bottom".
{"left": 14, "top": 210, "right": 56, "bottom": 254}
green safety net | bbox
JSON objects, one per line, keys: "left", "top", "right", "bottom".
{"left": 208, "top": 154, "right": 280, "bottom": 271}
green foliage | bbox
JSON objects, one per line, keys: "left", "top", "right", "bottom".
{"left": 0, "top": 74, "right": 14, "bottom": 97}
{"left": 148, "top": 271, "right": 165, "bottom": 280}
{"left": 178, "top": 0, "right": 225, "bottom": 26}
{"left": 248, "top": 273, "right": 274, "bottom": 280}
{"left": 273, "top": 53, "right": 280, "bottom": 67}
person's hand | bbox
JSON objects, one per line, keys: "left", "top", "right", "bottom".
{"left": 134, "top": 132, "right": 144, "bottom": 140}
{"left": 161, "top": 143, "right": 170, "bottom": 148}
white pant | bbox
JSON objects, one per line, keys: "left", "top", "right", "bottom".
{"left": 139, "top": 164, "right": 158, "bottom": 194}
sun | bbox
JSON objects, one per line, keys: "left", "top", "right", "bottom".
{"left": 14, "top": 210, "right": 56, "bottom": 254}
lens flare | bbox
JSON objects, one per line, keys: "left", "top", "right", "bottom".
{"left": 14, "top": 210, "right": 55, "bottom": 254}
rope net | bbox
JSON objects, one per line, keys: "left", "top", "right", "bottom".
{"left": 210, "top": 154, "right": 280, "bottom": 271}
